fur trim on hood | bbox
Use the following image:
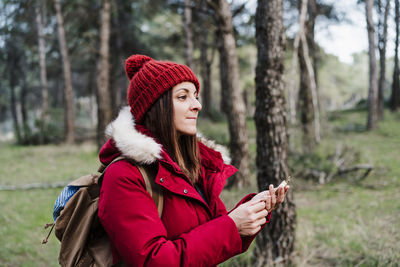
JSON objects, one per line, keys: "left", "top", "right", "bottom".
{"left": 105, "top": 106, "right": 231, "bottom": 165}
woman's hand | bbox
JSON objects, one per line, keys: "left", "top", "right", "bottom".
{"left": 252, "top": 184, "right": 290, "bottom": 212}
{"left": 228, "top": 197, "right": 269, "bottom": 236}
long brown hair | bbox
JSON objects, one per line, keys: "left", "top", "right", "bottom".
{"left": 143, "top": 90, "right": 201, "bottom": 183}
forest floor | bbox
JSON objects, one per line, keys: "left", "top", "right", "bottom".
{"left": 0, "top": 108, "right": 399, "bottom": 266}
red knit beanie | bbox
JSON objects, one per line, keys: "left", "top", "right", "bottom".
{"left": 125, "top": 55, "right": 200, "bottom": 124}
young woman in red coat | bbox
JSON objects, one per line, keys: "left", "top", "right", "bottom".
{"left": 98, "top": 55, "right": 289, "bottom": 266}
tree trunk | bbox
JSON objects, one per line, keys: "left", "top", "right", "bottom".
{"left": 287, "top": 0, "right": 308, "bottom": 126}
{"left": 111, "top": 0, "right": 130, "bottom": 116}
{"left": 254, "top": 0, "right": 296, "bottom": 265}
{"left": 6, "top": 40, "right": 22, "bottom": 143}
{"left": 36, "top": 0, "right": 49, "bottom": 144}
{"left": 298, "top": 37, "right": 314, "bottom": 149}
{"left": 20, "top": 75, "right": 30, "bottom": 142}
{"left": 366, "top": 0, "right": 379, "bottom": 130}
{"left": 97, "top": 0, "right": 112, "bottom": 148}
{"left": 307, "top": 0, "right": 319, "bottom": 90}
{"left": 199, "top": 0, "right": 213, "bottom": 118}
{"left": 297, "top": 0, "right": 320, "bottom": 150}
{"left": 377, "top": 0, "right": 390, "bottom": 119}
{"left": 54, "top": 0, "right": 75, "bottom": 144}
{"left": 183, "top": 0, "right": 194, "bottom": 68}
{"left": 391, "top": 0, "right": 400, "bottom": 111}
{"left": 209, "top": 0, "right": 250, "bottom": 188}
{"left": 216, "top": 28, "right": 229, "bottom": 115}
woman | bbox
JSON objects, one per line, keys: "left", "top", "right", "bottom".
{"left": 98, "top": 55, "right": 289, "bottom": 266}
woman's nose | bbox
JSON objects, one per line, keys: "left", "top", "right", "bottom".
{"left": 191, "top": 97, "right": 202, "bottom": 111}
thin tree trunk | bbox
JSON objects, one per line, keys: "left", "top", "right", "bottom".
{"left": 391, "top": 0, "right": 400, "bottom": 111}
{"left": 9, "top": 71, "right": 21, "bottom": 143}
{"left": 20, "top": 75, "right": 30, "bottom": 142}
{"left": 377, "top": 0, "right": 390, "bottom": 119}
{"left": 366, "top": 0, "right": 379, "bottom": 130}
{"left": 97, "top": 0, "right": 112, "bottom": 148}
{"left": 287, "top": 0, "right": 308, "bottom": 125}
{"left": 208, "top": 0, "right": 250, "bottom": 188}
{"left": 199, "top": 0, "right": 213, "bottom": 118}
{"left": 301, "top": 28, "right": 320, "bottom": 143}
{"left": 111, "top": 0, "right": 129, "bottom": 116}
{"left": 216, "top": 28, "right": 229, "bottom": 115}
{"left": 6, "top": 40, "right": 22, "bottom": 143}
{"left": 54, "top": 0, "right": 75, "bottom": 144}
{"left": 36, "top": 0, "right": 49, "bottom": 144}
{"left": 254, "top": 0, "right": 296, "bottom": 265}
{"left": 184, "top": 0, "right": 194, "bottom": 68}
{"left": 307, "top": 0, "right": 319, "bottom": 90}
{"left": 298, "top": 38, "right": 314, "bottom": 149}
{"left": 297, "top": 0, "right": 320, "bottom": 149}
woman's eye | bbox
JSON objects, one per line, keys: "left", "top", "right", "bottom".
{"left": 178, "top": 95, "right": 187, "bottom": 100}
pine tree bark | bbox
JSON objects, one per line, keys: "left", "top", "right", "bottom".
{"left": 366, "top": 0, "right": 379, "bottom": 130}
{"left": 391, "top": 0, "right": 400, "bottom": 111}
{"left": 184, "top": 0, "right": 194, "bottom": 68}
{"left": 97, "top": 0, "right": 112, "bottom": 148}
{"left": 54, "top": 0, "right": 75, "bottom": 144}
{"left": 377, "top": 0, "right": 390, "bottom": 119}
{"left": 254, "top": 0, "right": 296, "bottom": 265}
{"left": 208, "top": 0, "right": 250, "bottom": 188}
{"left": 36, "top": 0, "right": 49, "bottom": 144}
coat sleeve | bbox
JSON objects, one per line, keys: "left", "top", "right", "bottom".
{"left": 98, "top": 162, "right": 243, "bottom": 267}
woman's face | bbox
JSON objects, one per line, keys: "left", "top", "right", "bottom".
{"left": 172, "top": 82, "right": 202, "bottom": 136}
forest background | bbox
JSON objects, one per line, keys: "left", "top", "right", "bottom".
{"left": 0, "top": 0, "right": 399, "bottom": 266}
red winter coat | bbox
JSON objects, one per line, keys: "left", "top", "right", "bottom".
{"left": 98, "top": 107, "right": 270, "bottom": 266}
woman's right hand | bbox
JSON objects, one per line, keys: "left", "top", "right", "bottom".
{"left": 228, "top": 196, "right": 269, "bottom": 237}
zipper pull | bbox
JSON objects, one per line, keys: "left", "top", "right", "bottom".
{"left": 42, "top": 222, "right": 55, "bottom": 244}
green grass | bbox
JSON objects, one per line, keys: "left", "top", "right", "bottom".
{"left": 1, "top": 109, "right": 399, "bottom": 266}
{"left": 0, "top": 144, "right": 99, "bottom": 266}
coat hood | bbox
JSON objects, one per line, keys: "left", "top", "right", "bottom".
{"left": 99, "top": 107, "right": 232, "bottom": 171}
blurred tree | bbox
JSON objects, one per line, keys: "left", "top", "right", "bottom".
{"left": 5, "top": 39, "right": 22, "bottom": 143}
{"left": 365, "top": 0, "right": 379, "bottom": 130}
{"left": 196, "top": 0, "right": 216, "bottom": 118}
{"left": 297, "top": 0, "right": 320, "bottom": 150}
{"left": 207, "top": 0, "right": 250, "bottom": 188}
{"left": 377, "top": 0, "right": 390, "bottom": 119}
{"left": 54, "top": 0, "right": 76, "bottom": 143}
{"left": 183, "top": 0, "right": 194, "bottom": 68}
{"left": 96, "top": 0, "right": 112, "bottom": 148}
{"left": 35, "top": 0, "right": 49, "bottom": 144}
{"left": 288, "top": 0, "right": 336, "bottom": 149}
{"left": 254, "top": 0, "right": 296, "bottom": 265}
{"left": 392, "top": 0, "right": 400, "bottom": 111}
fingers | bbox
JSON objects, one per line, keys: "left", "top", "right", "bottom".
{"left": 265, "top": 195, "right": 271, "bottom": 211}
{"left": 276, "top": 187, "right": 284, "bottom": 204}
{"left": 249, "top": 201, "right": 267, "bottom": 214}
{"left": 251, "top": 191, "right": 269, "bottom": 202}
{"left": 269, "top": 184, "right": 276, "bottom": 208}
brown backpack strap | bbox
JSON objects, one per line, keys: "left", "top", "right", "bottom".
{"left": 137, "top": 165, "right": 163, "bottom": 218}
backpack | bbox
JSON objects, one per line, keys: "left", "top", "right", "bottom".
{"left": 42, "top": 156, "right": 163, "bottom": 267}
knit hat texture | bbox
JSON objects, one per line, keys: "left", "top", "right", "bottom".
{"left": 125, "top": 55, "right": 200, "bottom": 124}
